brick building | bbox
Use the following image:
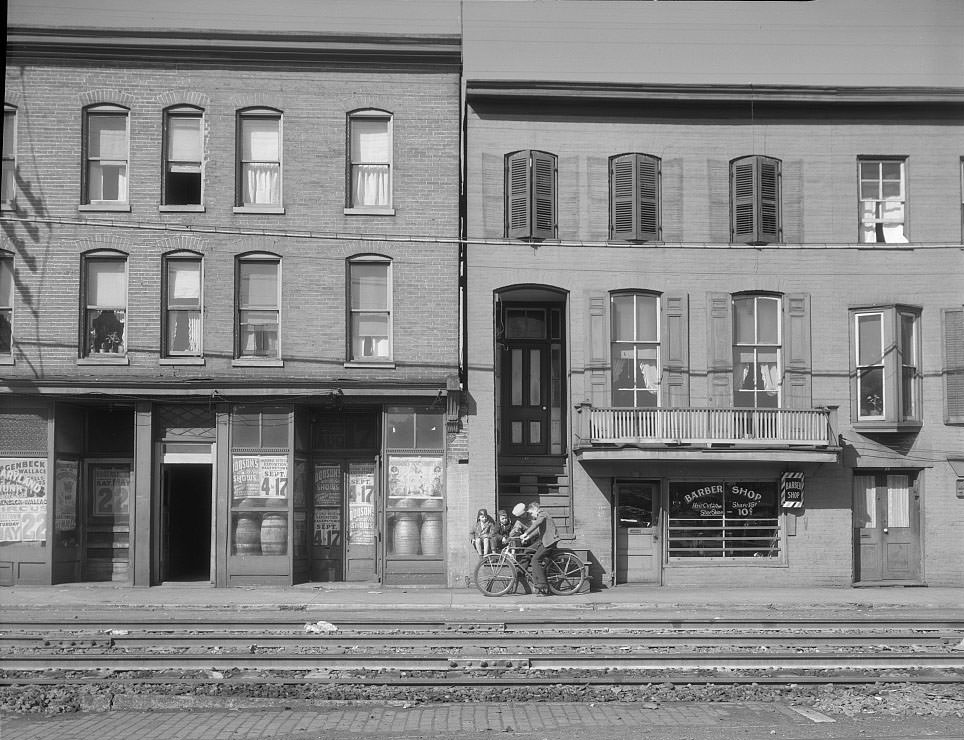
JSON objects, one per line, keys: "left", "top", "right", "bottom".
{"left": 460, "top": 0, "right": 964, "bottom": 588}
{"left": 1, "top": 1, "right": 463, "bottom": 586}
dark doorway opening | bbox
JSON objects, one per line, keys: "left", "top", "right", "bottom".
{"left": 163, "top": 464, "right": 212, "bottom": 581}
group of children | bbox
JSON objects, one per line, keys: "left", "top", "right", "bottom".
{"left": 470, "top": 502, "right": 530, "bottom": 557}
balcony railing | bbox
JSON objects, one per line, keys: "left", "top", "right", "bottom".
{"left": 587, "top": 406, "right": 833, "bottom": 447}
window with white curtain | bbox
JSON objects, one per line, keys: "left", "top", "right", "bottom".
{"left": 163, "top": 255, "right": 202, "bottom": 357}
{"left": 237, "top": 110, "right": 281, "bottom": 208}
{"left": 611, "top": 292, "right": 660, "bottom": 408}
{"left": 84, "top": 105, "right": 129, "bottom": 204}
{"left": 348, "top": 257, "right": 391, "bottom": 361}
{"left": 348, "top": 111, "right": 392, "bottom": 210}
{"left": 733, "top": 295, "right": 781, "bottom": 408}
{"left": 164, "top": 107, "right": 202, "bottom": 206}
{"left": 859, "top": 158, "right": 907, "bottom": 244}
{"left": 237, "top": 257, "right": 280, "bottom": 359}
{"left": 83, "top": 254, "right": 127, "bottom": 356}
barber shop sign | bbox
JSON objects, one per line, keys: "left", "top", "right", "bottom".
{"left": 780, "top": 471, "right": 804, "bottom": 509}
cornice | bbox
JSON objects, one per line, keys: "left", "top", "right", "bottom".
{"left": 6, "top": 26, "right": 461, "bottom": 68}
{"left": 465, "top": 80, "right": 964, "bottom": 104}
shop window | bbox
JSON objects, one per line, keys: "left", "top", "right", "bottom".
{"left": 347, "top": 109, "right": 393, "bottom": 211}
{"left": 236, "top": 255, "right": 280, "bottom": 360}
{"left": 668, "top": 481, "right": 781, "bottom": 560}
{"left": 163, "top": 106, "right": 203, "bottom": 207}
{"left": 348, "top": 256, "right": 391, "bottom": 362}
{"left": 162, "top": 254, "right": 202, "bottom": 357}
{"left": 2, "top": 105, "right": 16, "bottom": 208}
{"left": 943, "top": 307, "right": 964, "bottom": 424}
{"left": 0, "top": 253, "right": 12, "bottom": 358}
{"left": 852, "top": 306, "right": 921, "bottom": 429}
{"left": 232, "top": 405, "right": 289, "bottom": 449}
{"left": 609, "top": 153, "right": 660, "bottom": 242}
{"left": 730, "top": 155, "right": 781, "bottom": 245}
{"left": 505, "top": 149, "right": 557, "bottom": 240}
{"left": 611, "top": 292, "right": 660, "bottom": 407}
{"left": 82, "top": 253, "right": 127, "bottom": 357}
{"left": 236, "top": 108, "right": 282, "bottom": 209}
{"left": 83, "top": 105, "right": 129, "bottom": 206}
{"left": 733, "top": 294, "right": 781, "bottom": 409}
{"left": 859, "top": 157, "right": 907, "bottom": 243}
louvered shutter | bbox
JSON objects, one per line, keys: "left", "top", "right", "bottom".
{"left": 943, "top": 308, "right": 964, "bottom": 423}
{"left": 637, "top": 154, "right": 660, "bottom": 241}
{"left": 531, "top": 150, "right": 557, "bottom": 240}
{"left": 783, "top": 294, "right": 812, "bottom": 409}
{"left": 505, "top": 150, "right": 531, "bottom": 239}
{"left": 759, "top": 157, "right": 782, "bottom": 243}
{"left": 662, "top": 293, "right": 690, "bottom": 407}
{"left": 731, "top": 157, "right": 757, "bottom": 243}
{"left": 707, "top": 292, "right": 733, "bottom": 407}
{"left": 586, "top": 292, "right": 609, "bottom": 407}
{"left": 610, "top": 154, "right": 636, "bottom": 240}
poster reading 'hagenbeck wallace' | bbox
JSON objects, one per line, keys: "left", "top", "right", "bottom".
{"left": 0, "top": 458, "right": 48, "bottom": 543}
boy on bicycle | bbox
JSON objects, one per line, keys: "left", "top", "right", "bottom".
{"left": 519, "top": 502, "right": 559, "bottom": 597}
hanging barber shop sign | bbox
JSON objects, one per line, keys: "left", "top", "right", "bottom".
{"left": 780, "top": 472, "right": 804, "bottom": 509}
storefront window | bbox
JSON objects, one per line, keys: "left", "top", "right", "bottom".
{"left": 668, "top": 481, "right": 780, "bottom": 559}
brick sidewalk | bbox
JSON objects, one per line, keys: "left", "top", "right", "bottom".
{"left": 1, "top": 701, "right": 823, "bottom": 739}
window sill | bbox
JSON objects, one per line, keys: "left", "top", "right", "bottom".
{"left": 344, "top": 207, "right": 395, "bottom": 216}
{"left": 853, "top": 420, "right": 923, "bottom": 434}
{"left": 1, "top": 202, "right": 15, "bottom": 212}
{"left": 160, "top": 205, "right": 205, "bottom": 213}
{"left": 232, "top": 358, "right": 284, "bottom": 368}
{"left": 79, "top": 203, "right": 131, "bottom": 212}
{"left": 0, "top": 356, "right": 13, "bottom": 365}
{"left": 344, "top": 361, "right": 395, "bottom": 369}
{"left": 77, "top": 355, "right": 130, "bottom": 366}
{"left": 233, "top": 205, "right": 285, "bottom": 215}
{"left": 160, "top": 357, "right": 205, "bottom": 366}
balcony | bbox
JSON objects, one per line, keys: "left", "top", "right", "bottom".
{"left": 576, "top": 406, "right": 838, "bottom": 463}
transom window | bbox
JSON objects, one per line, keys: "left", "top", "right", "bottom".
{"left": 236, "top": 256, "right": 280, "bottom": 359}
{"left": 348, "top": 257, "right": 392, "bottom": 362}
{"left": 733, "top": 295, "right": 781, "bottom": 408}
{"left": 83, "top": 254, "right": 127, "bottom": 356}
{"left": 2, "top": 105, "right": 16, "bottom": 207}
{"left": 348, "top": 110, "right": 392, "bottom": 209}
{"left": 163, "top": 107, "right": 203, "bottom": 206}
{"left": 859, "top": 158, "right": 907, "bottom": 243}
{"left": 611, "top": 292, "right": 660, "bottom": 408}
{"left": 163, "top": 255, "right": 203, "bottom": 357}
{"left": 84, "top": 105, "right": 129, "bottom": 204}
{"left": 237, "top": 109, "right": 282, "bottom": 208}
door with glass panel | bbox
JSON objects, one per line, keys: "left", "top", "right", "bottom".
{"left": 499, "top": 305, "right": 564, "bottom": 456}
{"left": 853, "top": 472, "right": 921, "bottom": 582}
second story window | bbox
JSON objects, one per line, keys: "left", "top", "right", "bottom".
{"left": 505, "top": 150, "right": 557, "bottom": 240}
{"left": 236, "top": 256, "right": 280, "bottom": 359}
{"left": 733, "top": 295, "right": 781, "bottom": 409}
{"left": 2, "top": 105, "right": 15, "bottom": 208}
{"left": 237, "top": 109, "right": 281, "bottom": 209}
{"left": 859, "top": 158, "right": 906, "bottom": 243}
{"left": 348, "top": 257, "right": 391, "bottom": 362}
{"left": 610, "top": 153, "right": 661, "bottom": 242}
{"left": 348, "top": 110, "right": 392, "bottom": 210}
{"left": 163, "top": 107, "right": 202, "bottom": 206}
{"left": 730, "top": 155, "right": 781, "bottom": 245}
{"left": 84, "top": 105, "right": 129, "bottom": 205}
{"left": 83, "top": 253, "right": 127, "bottom": 357}
{"left": 0, "top": 253, "right": 12, "bottom": 358}
{"left": 853, "top": 306, "right": 921, "bottom": 426}
{"left": 163, "top": 255, "right": 202, "bottom": 357}
{"left": 611, "top": 292, "right": 660, "bottom": 408}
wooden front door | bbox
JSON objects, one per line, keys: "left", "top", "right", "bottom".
{"left": 854, "top": 472, "right": 921, "bottom": 583}
{"left": 614, "top": 480, "right": 661, "bottom": 584}
{"left": 344, "top": 460, "right": 379, "bottom": 581}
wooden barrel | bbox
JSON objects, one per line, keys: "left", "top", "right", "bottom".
{"left": 420, "top": 513, "right": 442, "bottom": 556}
{"left": 235, "top": 514, "right": 261, "bottom": 555}
{"left": 260, "top": 513, "right": 288, "bottom": 555}
{"left": 393, "top": 513, "right": 420, "bottom": 555}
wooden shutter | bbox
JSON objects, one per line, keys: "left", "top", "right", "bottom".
{"left": 943, "top": 308, "right": 964, "bottom": 423}
{"left": 707, "top": 292, "right": 733, "bottom": 407}
{"left": 505, "top": 150, "right": 531, "bottom": 239}
{"left": 759, "top": 157, "right": 782, "bottom": 243}
{"left": 662, "top": 293, "right": 690, "bottom": 407}
{"left": 531, "top": 150, "right": 557, "bottom": 240}
{"left": 638, "top": 154, "right": 660, "bottom": 241}
{"left": 783, "top": 294, "right": 812, "bottom": 409}
{"left": 586, "top": 292, "right": 609, "bottom": 407}
{"left": 731, "top": 157, "right": 757, "bottom": 243}
{"left": 610, "top": 154, "right": 636, "bottom": 240}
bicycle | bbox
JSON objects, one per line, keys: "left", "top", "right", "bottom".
{"left": 474, "top": 539, "right": 585, "bottom": 596}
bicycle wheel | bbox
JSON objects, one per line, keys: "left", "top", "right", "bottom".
{"left": 545, "top": 550, "right": 585, "bottom": 595}
{"left": 474, "top": 553, "right": 515, "bottom": 596}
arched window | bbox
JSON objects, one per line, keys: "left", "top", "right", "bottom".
{"left": 82, "top": 251, "right": 128, "bottom": 357}
{"left": 347, "top": 109, "right": 393, "bottom": 211}
{"left": 236, "top": 108, "right": 282, "bottom": 210}
{"left": 163, "top": 106, "right": 203, "bottom": 207}
{"left": 733, "top": 294, "right": 782, "bottom": 409}
{"left": 162, "top": 252, "right": 203, "bottom": 357}
{"left": 83, "top": 105, "right": 129, "bottom": 205}
{"left": 347, "top": 255, "right": 392, "bottom": 362}
{"left": 611, "top": 292, "right": 660, "bottom": 408}
{"left": 236, "top": 253, "right": 281, "bottom": 359}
